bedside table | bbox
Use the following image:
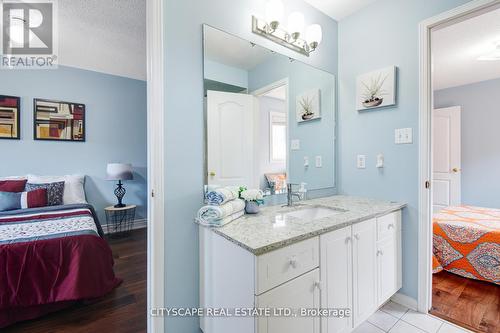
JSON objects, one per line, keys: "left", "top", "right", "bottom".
{"left": 105, "top": 205, "right": 137, "bottom": 237}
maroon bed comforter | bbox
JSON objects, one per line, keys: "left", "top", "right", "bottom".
{"left": 0, "top": 204, "right": 122, "bottom": 328}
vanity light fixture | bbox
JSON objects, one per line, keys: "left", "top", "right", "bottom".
{"left": 477, "top": 41, "right": 500, "bottom": 61}
{"left": 252, "top": 0, "right": 323, "bottom": 57}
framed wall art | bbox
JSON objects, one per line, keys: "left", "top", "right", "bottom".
{"left": 34, "top": 98, "right": 85, "bottom": 142}
{"left": 356, "top": 66, "right": 397, "bottom": 111}
{"left": 0, "top": 95, "right": 21, "bottom": 140}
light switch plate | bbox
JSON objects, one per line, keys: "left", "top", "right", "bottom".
{"left": 304, "top": 156, "right": 309, "bottom": 167}
{"left": 395, "top": 128, "right": 413, "bottom": 144}
{"left": 357, "top": 155, "right": 366, "bottom": 169}
{"left": 291, "top": 139, "right": 300, "bottom": 150}
{"left": 315, "top": 156, "right": 322, "bottom": 168}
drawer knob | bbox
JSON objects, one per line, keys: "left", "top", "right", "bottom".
{"left": 289, "top": 256, "right": 297, "bottom": 268}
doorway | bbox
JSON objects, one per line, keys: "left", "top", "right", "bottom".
{"left": 418, "top": 1, "right": 500, "bottom": 332}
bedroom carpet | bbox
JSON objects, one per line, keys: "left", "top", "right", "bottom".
{"left": 4, "top": 228, "right": 147, "bottom": 333}
{"left": 430, "top": 271, "right": 499, "bottom": 333}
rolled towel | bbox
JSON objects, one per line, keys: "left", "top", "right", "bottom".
{"left": 205, "top": 187, "right": 239, "bottom": 206}
{"left": 198, "top": 199, "right": 245, "bottom": 222}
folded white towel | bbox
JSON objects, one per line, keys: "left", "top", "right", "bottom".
{"left": 197, "top": 199, "right": 245, "bottom": 222}
{"left": 196, "top": 210, "right": 245, "bottom": 228}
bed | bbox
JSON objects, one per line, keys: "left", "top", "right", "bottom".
{"left": 432, "top": 205, "right": 500, "bottom": 284}
{"left": 0, "top": 203, "right": 122, "bottom": 328}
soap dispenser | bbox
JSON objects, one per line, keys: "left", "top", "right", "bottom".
{"left": 299, "top": 182, "right": 307, "bottom": 200}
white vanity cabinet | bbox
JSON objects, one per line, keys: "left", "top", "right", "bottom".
{"left": 320, "top": 211, "right": 402, "bottom": 332}
{"left": 200, "top": 209, "right": 402, "bottom": 333}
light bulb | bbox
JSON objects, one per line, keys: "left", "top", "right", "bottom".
{"left": 288, "top": 12, "right": 304, "bottom": 39}
{"left": 265, "top": 0, "right": 284, "bottom": 30}
{"left": 306, "top": 24, "right": 323, "bottom": 50}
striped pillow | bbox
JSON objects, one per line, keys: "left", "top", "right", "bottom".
{"left": 0, "top": 189, "right": 48, "bottom": 211}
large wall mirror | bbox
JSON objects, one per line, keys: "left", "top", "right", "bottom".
{"left": 203, "top": 25, "right": 335, "bottom": 198}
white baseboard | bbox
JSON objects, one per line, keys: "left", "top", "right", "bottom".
{"left": 391, "top": 292, "right": 418, "bottom": 311}
{"left": 102, "top": 218, "right": 147, "bottom": 234}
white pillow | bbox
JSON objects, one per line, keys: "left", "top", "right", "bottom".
{"left": 0, "top": 175, "right": 27, "bottom": 181}
{"left": 27, "top": 174, "right": 87, "bottom": 205}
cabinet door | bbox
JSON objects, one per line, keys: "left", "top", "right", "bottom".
{"left": 377, "top": 236, "right": 398, "bottom": 305}
{"left": 320, "top": 226, "right": 353, "bottom": 333}
{"left": 352, "top": 219, "right": 377, "bottom": 326}
{"left": 256, "top": 269, "right": 320, "bottom": 333}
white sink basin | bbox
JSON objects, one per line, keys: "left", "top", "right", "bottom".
{"left": 284, "top": 206, "right": 344, "bottom": 220}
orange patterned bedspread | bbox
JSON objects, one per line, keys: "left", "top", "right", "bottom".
{"left": 433, "top": 206, "right": 499, "bottom": 284}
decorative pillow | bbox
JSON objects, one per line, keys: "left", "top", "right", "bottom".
{"left": 0, "top": 179, "right": 27, "bottom": 192}
{"left": 27, "top": 174, "right": 87, "bottom": 204}
{"left": 25, "top": 182, "right": 64, "bottom": 206}
{"left": 0, "top": 189, "right": 47, "bottom": 211}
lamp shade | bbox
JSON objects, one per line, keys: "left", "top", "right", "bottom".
{"left": 265, "top": 0, "right": 284, "bottom": 24}
{"left": 106, "top": 163, "right": 133, "bottom": 181}
{"left": 306, "top": 24, "right": 323, "bottom": 45}
{"left": 288, "top": 12, "right": 304, "bottom": 35}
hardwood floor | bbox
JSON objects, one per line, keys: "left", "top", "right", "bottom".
{"left": 5, "top": 228, "right": 147, "bottom": 333}
{"left": 430, "top": 271, "right": 500, "bottom": 333}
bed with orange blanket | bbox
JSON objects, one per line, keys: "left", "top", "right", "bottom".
{"left": 432, "top": 206, "right": 499, "bottom": 284}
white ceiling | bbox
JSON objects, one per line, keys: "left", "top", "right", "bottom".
{"left": 58, "top": 0, "right": 146, "bottom": 80}
{"left": 204, "top": 27, "right": 273, "bottom": 70}
{"left": 303, "top": 0, "right": 378, "bottom": 21}
{"left": 432, "top": 7, "right": 500, "bottom": 90}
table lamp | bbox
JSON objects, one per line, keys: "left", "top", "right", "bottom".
{"left": 106, "top": 163, "right": 133, "bottom": 208}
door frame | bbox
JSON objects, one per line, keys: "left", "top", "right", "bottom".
{"left": 251, "top": 78, "right": 290, "bottom": 188}
{"left": 146, "top": 0, "right": 165, "bottom": 331}
{"left": 417, "top": 0, "right": 500, "bottom": 313}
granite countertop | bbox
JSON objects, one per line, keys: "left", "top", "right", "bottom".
{"left": 211, "top": 195, "right": 406, "bottom": 255}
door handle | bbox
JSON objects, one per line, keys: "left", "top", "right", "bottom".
{"left": 452, "top": 168, "right": 461, "bottom": 173}
{"left": 345, "top": 236, "right": 352, "bottom": 244}
{"left": 209, "top": 171, "right": 216, "bottom": 177}
{"left": 354, "top": 234, "right": 360, "bottom": 240}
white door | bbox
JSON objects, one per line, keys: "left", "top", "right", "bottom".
{"left": 320, "top": 227, "right": 353, "bottom": 333}
{"left": 207, "top": 90, "right": 256, "bottom": 187}
{"left": 352, "top": 219, "right": 377, "bottom": 327}
{"left": 432, "top": 106, "right": 461, "bottom": 213}
{"left": 256, "top": 269, "right": 320, "bottom": 333}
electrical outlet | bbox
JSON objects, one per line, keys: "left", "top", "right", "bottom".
{"left": 315, "top": 156, "right": 322, "bottom": 168}
{"left": 291, "top": 139, "right": 300, "bottom": 150}
{"left": 357, "top": 155, "right": 366, "bottom": 169}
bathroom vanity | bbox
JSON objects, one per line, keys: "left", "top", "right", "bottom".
{"left": 200, "top": 196, "right": 405, "bottom": 333}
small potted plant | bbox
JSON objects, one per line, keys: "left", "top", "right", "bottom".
{"left": 240, "top": 188, "right": 264, "bottom": 214}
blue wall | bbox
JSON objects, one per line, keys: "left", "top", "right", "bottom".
{"left": 204, "top": 59, "right": 249, "bottom": 88}
{"left": 248, "top": 56, "right": 336, "bottom": 190}
{"left": 0, "top": 66, "right": 147, "bottom": 223}
{"left": 338, "top": 0, "right": 470, "bottom": 300}
{"left": 164, "top": 0, "right": 338, "bottom": 330}
{"left": 435, "top": 78, "right": 500, "bottom": 208}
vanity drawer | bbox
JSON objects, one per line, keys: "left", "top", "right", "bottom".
{"left": 377, "top": 211, "right": 400, "bottom": 241}
{"left": 256, "top": 237, "right": 319, "bottom": 295}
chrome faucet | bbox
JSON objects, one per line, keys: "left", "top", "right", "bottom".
{"left": 286, "top": 183, "right": 302, "bottom": 207}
